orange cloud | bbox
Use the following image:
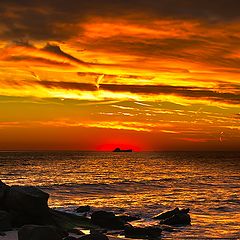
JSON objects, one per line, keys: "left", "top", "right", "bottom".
{"left": 0, "top": 0, "right": 240, "bottom": 150}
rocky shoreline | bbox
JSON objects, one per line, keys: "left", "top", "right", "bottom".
{"left": 0, "top": 180, "right": 191, "bottom": 239}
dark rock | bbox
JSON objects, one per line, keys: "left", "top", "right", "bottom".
{"left": 91, "top": 211, "right": 124, "bottom": 229}
{"left": 9, "top": 210, "right": 36, "bottom": 227}
{"left": 9, "top": 209, "right": 55, "bottom": 228}
{"left": 68, "top": 228, "right": 85, "bottom": 236}
{"left": 0, "top": 210, "right": 12, "bottom": 231}
{"left": 5, "top": 186, "right": 56, "bottom": 227}
{"left": 124, "top": 224, "right": 162, "bottom": 238}
{"left": 50, "top": 209, "right": 94, "bottom": 230}
{"left": 18, "top": 225, "right": 62, "bottom": 240}
{"left": 5, "top": 186, "right": 49, "bottom": 216}
{"left": 0, "top": 181, "right": 9, "bottom": 209}
{"left": 0, "top": 181, "right": 8, "bottom": 198}
{"left": 79, "top": 232, "right": 109, "bottom": 240}
{"left": 153, "top": 207, "right": 190, "bottom": 220}
{"left": 75, "top": 206, "right": 91, "bottom": 213}
{"left": 118, "top": 214, "right": 140, "bottom": 223}
{"left": 180, "top": 208, "right": 190, "bottom": 214}
{"left": 153, "top": 207, "right": 180, "bottom": 220}
{"left": 64, "top": 237, "right": 78, "bottom": 240}
{"left": 160, "top": 213, "right": 191, "bottom": 226}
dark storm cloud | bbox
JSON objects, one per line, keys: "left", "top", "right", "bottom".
{"left": 0, "top": 0, "right": 240, "bottom": 40}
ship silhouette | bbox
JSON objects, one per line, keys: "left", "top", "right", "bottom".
{"left": 113, "top": 147, "right": 133, "bottom": 152}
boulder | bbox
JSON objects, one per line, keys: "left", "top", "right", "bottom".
{"left": 18, "top": 225, "right": 62, "bottom": 240}
{"left": 50, "top": 209, "right": 94, "bottom": 230}
{"left": 91, "top": 211, "right": 124, "bottom": 229}
{"left": 160, "top": 213, "right": 191, "bottom": 226}
{"left": 9, "top": 210, "right": 40, "bottom": 227}
{"left": 0, "top": 181, "right": 9, "bottom": 209}
{"left": 75, "top": 206, "right": 91, "bottom": 213}
{"left": 124, "top": 224, "right": 162, "bottom": 238}
{"left": 180, "top": 208, "right": 190, "bottom": 214}
{"left": 153, "top": 207, "right": 180, "bottom": 220}
{"left": 5, "top": 186, "right": 49, "bottom": 217}
{"left": 153, "top": 207, "right": 190, "bottom": 220}
{"left": 0, "top": 210, "right": 12, "bottom": 231}
{"left": 117, "top": 214, "right": 140, "bottom": 223}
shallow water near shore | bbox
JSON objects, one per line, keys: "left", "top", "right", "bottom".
{"left": 0, "top": 151, "right": 239, "bottom": 239}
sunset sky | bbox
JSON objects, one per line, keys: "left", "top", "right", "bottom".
{"left": 0, "top": 0, "right": 239, "bottom": 151}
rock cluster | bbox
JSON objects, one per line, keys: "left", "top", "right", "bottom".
{"left": 0, "top": 180, "right": 192, "bottom": 239}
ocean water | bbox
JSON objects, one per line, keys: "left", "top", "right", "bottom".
{"left": 0, "top": 151, "right": 239, "bottom": 239}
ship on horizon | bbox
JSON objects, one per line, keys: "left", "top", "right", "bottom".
{"left": 113, "top": 147, "right": 133, "bottom": 152}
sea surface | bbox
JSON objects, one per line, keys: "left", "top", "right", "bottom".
{"left": 0, "top": 151, "right": 239, "bottom": 239}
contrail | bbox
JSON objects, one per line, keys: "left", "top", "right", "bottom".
{"left": 95, "top": 74, "right": 104, "bottom": 89}
{"left": 219, "top": 131, "right": 224, "bottom": 142}
{"left": 30, "top": 71, "right": 40, "bottom": 80}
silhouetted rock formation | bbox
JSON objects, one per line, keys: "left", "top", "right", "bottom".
{"left": 0, "top": 210, "right": 11, "bottom": 231}
{"left": 75, "top": 205, "right": 91, "bottom": 213}
{"left": 154, "top": 207, "right": 191, "bottom": 226}
{"left": 91, "top": 210, "right": 124, "bottom": 229}
{"left": 18, "top": 225, "right": 63, "bottom": 240}
{"left": 118, "top": 214, "right": 140, "bottom": 222}
{"left": 161, "top": 212, "right": 191, "bottom": 225}
{"left": 0, "top": 180, "right": 9, "bottom": 209}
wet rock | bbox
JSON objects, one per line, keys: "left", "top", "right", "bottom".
{"left": 0, "top": 210, "right": 12, "bottom": 231}
{"left": 154, "top": 207, "right": 191, "bottom": 226}
{"left": 117, "top": 214, "right": 140, "bottom": 223}
{"left": 160, "top": 213, "right": 191, "bottom": 226}
{"left": 5, "top": 186, "right": 49, "bottom": 216}
{"left": 91, "top": 211, "right": 124, "bottom": 229}
{"left": 124, "top": 224, "right": 162, "bottom": 238}
{"left": 153, "top": 207, "right": 180, "bottom": 220}
{"left": 79, "top": 232, "right": 109, "bottom": 240}
{"left": 50, "top": 209, "right": 94, "bottom": 230}
{"left": 18, "top": 225, "right": 62, "bottom": 240}
{"left": 75, "top": 206, "right": 91, "bottom": 213}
